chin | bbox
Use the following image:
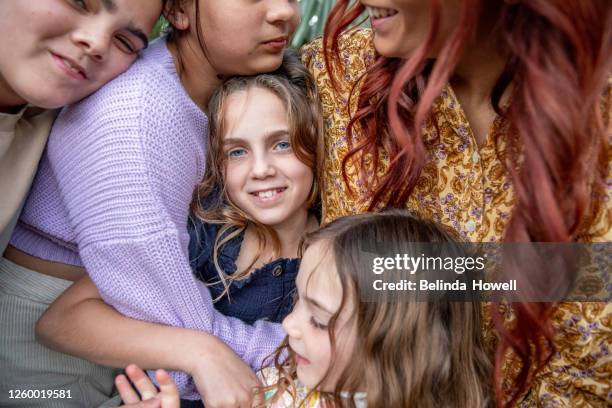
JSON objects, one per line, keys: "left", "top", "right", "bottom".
{"left": 21, "top": 92, "right": 68, "bottom": 109}
{"left": 251, "top": 56, "right": 285, "bottom": 74}
{"left": 372, "top": 36, "right": 411, "bottom": 59}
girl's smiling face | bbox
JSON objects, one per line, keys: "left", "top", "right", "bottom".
{"left": 282, "top": 240, "right": 358, "bottom": 391}
{"left": 222, "top": 86, "right": 314, "bottom": 230}
{"left": 0, "top": 0, "right": 161, "bottom": 110}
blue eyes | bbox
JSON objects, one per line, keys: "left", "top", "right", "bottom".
{"left": 228, "top": 149, "right": 247, "bottom": 158}
{"left": 226, "top": 141, "right": 291, "bottom": 158}
{"left": 275, "top": 141, "right": 291, "bottom": 151}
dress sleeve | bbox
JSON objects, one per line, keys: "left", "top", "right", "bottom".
{"left": 300, "top": 29, "right": 377, "bottom": 224}
{"left": 46, "top": 74, "right": 284, "bottom": 398}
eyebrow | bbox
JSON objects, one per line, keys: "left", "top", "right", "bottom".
{"left": 305, "top": 296, "right": 334, "bottom": 315}
{"left": 223, "top": 129, "right": 290, "bottom": 145}
{"left": 101, "top": 0, "right": 150, "bottom": 49}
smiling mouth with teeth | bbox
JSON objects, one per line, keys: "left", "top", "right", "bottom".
{"left": 366, "top": 6, "right": 398, "bottom": 20}
{"left": 251, "top": 187, "right": 287, "bottom": 199}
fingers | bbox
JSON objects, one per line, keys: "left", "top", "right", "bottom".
{"left": 125, "top": 364, "right": 159, "bottom": 401}
{"left": 118, "top": 397, "right": 162, "bottom": 408}
{"left": 115, "top": 374, "right": 142, "bottom": 405}
{"left": 155, "top": 369, "right": 180, "bottom": 408}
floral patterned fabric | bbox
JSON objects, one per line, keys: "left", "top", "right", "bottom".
{"left": 301, "top": 29, "right": 611, "bottom": 407}
{"left": 259, "top": 367, "right": 327, "bottom": 407}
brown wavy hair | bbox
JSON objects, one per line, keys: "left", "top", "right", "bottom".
{"left": 261, "top": 211, "right": 492, "bottom": 407}
{"left": 190, "top": 50, "right": 323, "bottom": 295}
{"left": 323, "top": 0, "right": 611, "bottom": 405}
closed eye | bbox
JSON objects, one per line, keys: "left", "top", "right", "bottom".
{"left": 309, "top": 316, "right": 328, "bottom": 330}
{"left": 114, "top": 35, "right": 137, "bottom": 54}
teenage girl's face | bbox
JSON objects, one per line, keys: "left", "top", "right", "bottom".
{"left": 198, "top": 0, "right": 300, "bottom": 75}
{"left": 222, "top": 86, "right": 314, "bottom": 230}
{"left": 282, "top": 241, "right": 357, "bottom": 391}
{"left": 0, "top": 0, "right": 161, "bottom": 110}
{"left": 360, "top": 0, "right": 460, "bottom": 58}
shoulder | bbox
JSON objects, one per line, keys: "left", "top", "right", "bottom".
{"left": 49, "top": 39, "right": 207, "bottom": 172}
{"left": 57, "top": 39, "right": 201, "bottom": 131}
{"left": 188, "top": 216, "right": 219, "bottom": 266}
{"left": 300, "top": 28, "right": 376, "bottom": 84}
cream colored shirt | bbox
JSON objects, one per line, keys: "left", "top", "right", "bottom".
{"left": 0, "top": 106, "right": 58, "bottom": 253}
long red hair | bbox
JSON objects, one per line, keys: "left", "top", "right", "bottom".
{"left": 323, "top": 0, "right": 611, "bottom": 405}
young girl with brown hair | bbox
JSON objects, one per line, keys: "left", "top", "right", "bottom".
{"left": 114, "top": 211, "right": 492, "bottom": 408}
{"left": 301, "top": 0, "right": 611, "bottom": 405}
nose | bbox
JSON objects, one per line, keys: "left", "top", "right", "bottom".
{"left": 250, "top": 152, "right": 276, "bottom": 179}
{"left": 71, "top": 26, "right": 110, "bottom": 62}
{"left": 266, "top": 0, "right": 300, "bottom": 27}
{"left": 282, "top": 309, "right": 302, "bottom": 340}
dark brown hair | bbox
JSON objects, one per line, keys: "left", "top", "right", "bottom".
{"left": 264, "top": 211, "right": 492, "bottom": 408}
{"left": 323, "top": 1, "right": 611, "bottom": 405}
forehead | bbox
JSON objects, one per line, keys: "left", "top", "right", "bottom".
{"left": 223, "top": 87, "right": 288, "bottom": 139}
{"left": 298, "top": 241, "right": 343, "bottom": 312}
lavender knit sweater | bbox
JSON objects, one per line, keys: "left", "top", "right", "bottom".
{"left": 10, "top": 39, "right": 284, "bottom": 398}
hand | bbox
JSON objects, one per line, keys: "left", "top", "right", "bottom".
{"left": 188, "top": 336, "right": 261, "bottom": 408}
{"left": 116, "top": 364, "right": 180, "bottom": 408}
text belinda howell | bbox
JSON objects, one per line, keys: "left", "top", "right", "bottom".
{"left": 372, "top": 279, "right": 517, "bottom": 291}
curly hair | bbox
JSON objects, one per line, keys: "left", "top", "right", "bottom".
{"left": 323, "top": 0, "right": 611, "bottom": 405}
{"left": 190, "top": 50, "right": 323, "bottom": 296}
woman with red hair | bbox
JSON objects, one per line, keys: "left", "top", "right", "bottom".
{"left": 301, "top": 0, "right": 610, "bottom": 406}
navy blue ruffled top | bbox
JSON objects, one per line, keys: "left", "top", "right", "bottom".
{"left": 188, "top": 217, "right": 298, "bottom": 325}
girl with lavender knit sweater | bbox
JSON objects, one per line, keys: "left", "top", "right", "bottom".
{"left": 5, "top": 0, "right": 301, "bottom": 406}
{"left": 0, "top": 2, "right": 164, "bottom": 407}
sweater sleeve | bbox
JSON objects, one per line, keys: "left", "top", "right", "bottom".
{"left": 46, "top": 68, "right": 284, "bottom": 398}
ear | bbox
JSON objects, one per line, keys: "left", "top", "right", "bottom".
{"left": 163, "top": 0, "right": 191, "bottom": 31}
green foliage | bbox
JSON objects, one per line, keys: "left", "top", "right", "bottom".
{"left": 291, "top": 0, "right": 368, "bottom": 49}
{"left": 150, "top": 17, "right": 168, "bottom": 40}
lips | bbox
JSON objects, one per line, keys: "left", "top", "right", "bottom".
{"left": 365, "top": 6, "right": 398, "bottom": 20}
{"left": 51, "top": 52, "right": 88, "bottom": 80}
{"left": 249, "top": 187, "right": 287, "bottom": 200}
{"left": 261, "top": 36, "right": 288, "bottom": 51}
{"left": 295, "top": 353, "right": 311, "bottom": 365}
{"left": 289, "top": 344, "right": 311, "bottom": 365}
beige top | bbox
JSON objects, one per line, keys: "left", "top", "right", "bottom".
{"left": 0, "top": 106, "right": 58, "bottom": 253}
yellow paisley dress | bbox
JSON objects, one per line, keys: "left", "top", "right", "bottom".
{"left": 301, "top": 29, "right": 611, "bottom": 407}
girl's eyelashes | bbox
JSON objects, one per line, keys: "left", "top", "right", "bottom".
{"left": 227, "top": 147, "right": 247, "bottom": 159}
{"left": 115, "top": 36, "right": 137, "bottom": 54}
{"left": 274, "top": 140, "right": 292, "bottom": 151}
{"left": 309, "top": 316, "right": 328, "bottom": 330}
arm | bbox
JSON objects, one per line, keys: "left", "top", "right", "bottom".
{"left": 45, "top": 71, "right": 284, "bottom": 397}
{"left": 36, "top": 275, "right": 260, "bottom": 408}
{"left": 36, "top": 275, "right": 211, "bottom": 371}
